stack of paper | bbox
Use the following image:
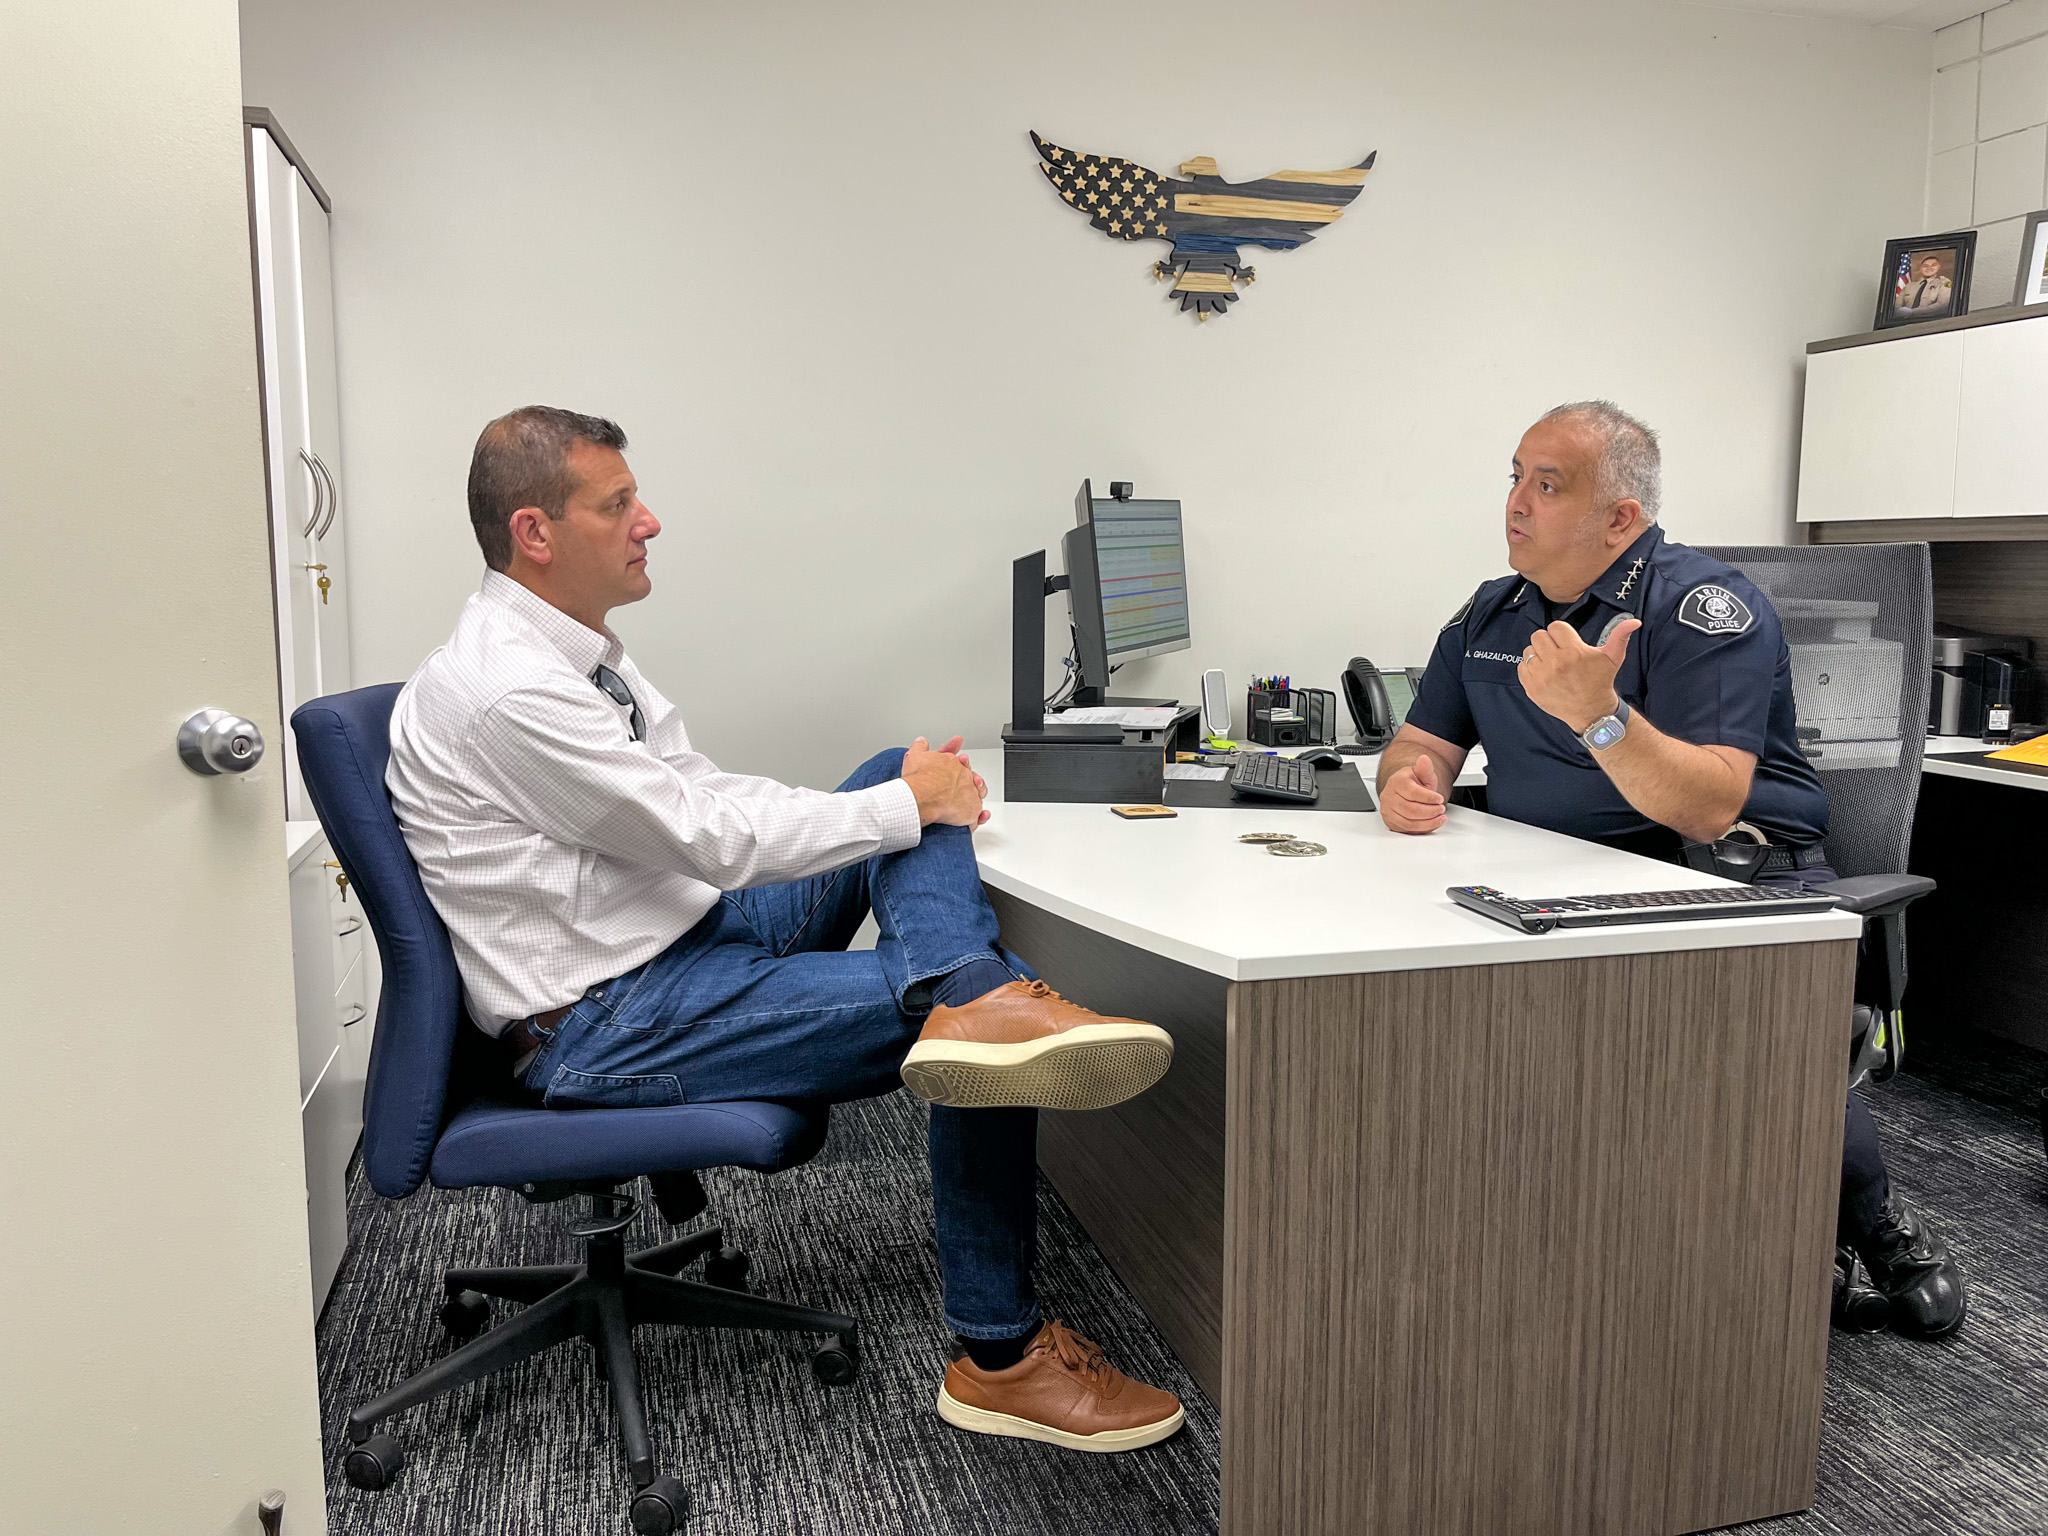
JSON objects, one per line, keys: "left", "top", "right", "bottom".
{"left": 1053, "top": 706, "right": 1182, "bottom": 731}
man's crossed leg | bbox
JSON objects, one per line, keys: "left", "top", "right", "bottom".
{"left": 518, "top": 748, "right": 1185, "bottom": 1451}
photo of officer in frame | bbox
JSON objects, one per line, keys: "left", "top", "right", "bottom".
{"left": 1874, "top": 230, "right": 1975, "bottom": 329}
{"left": 2013, "top": 209, "right": 2048, "bottom": 308}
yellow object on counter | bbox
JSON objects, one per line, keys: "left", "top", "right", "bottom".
{"left": 1987, "top": 733, "right": 2048, "bottom": 766}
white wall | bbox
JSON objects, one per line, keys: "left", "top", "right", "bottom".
{"left": 1927, "top": 2, "right": 2048, "bottom": 300}
{"left": 241, "top": 0, "right": 1929, "bottom": 787}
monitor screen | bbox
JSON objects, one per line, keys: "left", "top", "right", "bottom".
{"left": 1091, "top": 500, "right": 1189, "bottom": 659}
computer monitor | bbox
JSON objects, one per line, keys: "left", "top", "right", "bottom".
{"left": 1061, "top": 481, "right": 1189, "bottom": 707}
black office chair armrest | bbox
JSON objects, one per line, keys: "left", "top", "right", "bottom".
{"left": 1813, "top": 873, "right": 1935, "bottom": 918}
{"left": 1815, "top": 873, "right": 1936, "bottom": 1032}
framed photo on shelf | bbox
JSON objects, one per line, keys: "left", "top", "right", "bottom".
{"left": 1873, "top": 230, "right": 1975, "bottom": 329}
{"left": 2014, "top": 211, "right": 2048, "bottom": 307}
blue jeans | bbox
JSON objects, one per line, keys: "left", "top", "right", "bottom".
{"left": 520, "top": 749, "right": 1042, "bottom": 1340}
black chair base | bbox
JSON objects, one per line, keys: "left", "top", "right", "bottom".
{"left": 342, "top": 1192, "right": 858, "bottom": 1531}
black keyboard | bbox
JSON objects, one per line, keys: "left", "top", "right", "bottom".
{"left": 1230, "top": 754, "right": 1319, "bottom": 803}
{"left": 1448, "top": 883, "right": 1839, "bottom": 934}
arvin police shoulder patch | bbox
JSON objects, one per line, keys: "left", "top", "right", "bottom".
{"left": 1676, "top": 583, "right": 1754, "bottom": 636}
{"left": 1442, "top": 595, "right": 1474, "bottom": 631}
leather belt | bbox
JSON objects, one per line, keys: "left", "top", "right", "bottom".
{"left": 504, "top": 1002, "right": 574, "bottom": 1062}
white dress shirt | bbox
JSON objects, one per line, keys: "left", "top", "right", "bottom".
{"left": 387, "top": 571, "right": 922, "bottom": 1034}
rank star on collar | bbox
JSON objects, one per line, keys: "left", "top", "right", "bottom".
{"left": 1615, "top": 557, "right": 1647, "bottom": 601}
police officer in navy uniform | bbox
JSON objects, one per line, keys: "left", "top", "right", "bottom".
{"left": 1377, "top": 401, "right": 1965, "bottom": 1339}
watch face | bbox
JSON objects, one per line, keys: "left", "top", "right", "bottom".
{"left": 1587, "top": 719, "right": 1622, "bottom": 749}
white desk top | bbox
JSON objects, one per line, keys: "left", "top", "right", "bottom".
{"left": 1921, "top": 734, "right": 2048, "bottom": 793}
{"left": 971, "top": 756, "right": 1860, "bottom": 983}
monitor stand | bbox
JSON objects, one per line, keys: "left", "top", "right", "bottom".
{"left": 1005, "top": 550, "right": 1124, "bottom": 744}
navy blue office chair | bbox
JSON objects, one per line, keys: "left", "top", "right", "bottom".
{"left": 293, "top": 684, "right": 858, "bottom": 1535}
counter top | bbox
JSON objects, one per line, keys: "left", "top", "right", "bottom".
{"left": 971, "top": 756, "right": 1861, "bottom": 983}
{"left": 286, "top": 819, "right": 326, "bottom": 869}
{"left": 1923, "top": 735, "right": 2048, "bottom": 793}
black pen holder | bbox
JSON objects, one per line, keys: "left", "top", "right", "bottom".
{"left": 1246, "top": 688, "right": 1290, "bottom": 729}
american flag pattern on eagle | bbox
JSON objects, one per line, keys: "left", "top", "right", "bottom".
{"left": 1032, "top": 130, "right": 1376, "bottom": 318}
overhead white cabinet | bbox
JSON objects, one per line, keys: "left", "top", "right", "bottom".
{"left": 1796, "top": 330, "right": 1964, "bottom": 522}
{"left": 249, "top": 113, "right": 352, "bottom": 819}
{"left": 1798, "top": 309, "right": 2048, "bottom": 524}
{"left": 1954, "top": 317, "right": 2048, "bottom": 519}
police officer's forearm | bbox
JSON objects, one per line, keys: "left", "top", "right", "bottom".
{"left": 1375, "top": 724, "right": 1469, "bottom": 835}
{"left": 1373, "top": 725, "right": 1466, "bottom": 796}
{"left": 1590, "top": 713, "right": 1756, "bottom": 844}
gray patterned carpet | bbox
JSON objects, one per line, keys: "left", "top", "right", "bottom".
{"left": 320, "top": 1030, "right": 2048, "bottom": 1535}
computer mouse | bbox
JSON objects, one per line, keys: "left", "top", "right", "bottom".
{"left": 1297, "top": 748, "right": 1346, "bottom": 770}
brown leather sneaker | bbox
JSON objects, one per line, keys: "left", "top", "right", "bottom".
{"left": 900, "top": 979, "right": 1172, "bottom": 1111}
{"left": 937, "top": 1321, "right": 1185, "bottom": 1452}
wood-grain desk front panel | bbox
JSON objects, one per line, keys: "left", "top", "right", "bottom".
{"left": 986, "top": 888, "right": 1230, "bottom": 1398}
{"left": 1223, "top": 940, "right": 1855, "bottom": 1536}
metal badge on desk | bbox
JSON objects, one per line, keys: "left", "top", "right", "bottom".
{"left": 1269, "top": 840, "right": 1327, "bottom": 857}
{"left": 1239, "top": 832, "right": 1294, "bottom": 844}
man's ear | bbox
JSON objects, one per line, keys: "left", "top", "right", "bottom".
{"left": 1607, "top": 498, "right": 1644, "bottom": 544}
{"left": 508, "top": 506, "right": 554, "bottom": 566}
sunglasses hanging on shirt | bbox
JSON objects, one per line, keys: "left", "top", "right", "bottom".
{"left": 590, "top": 664, "right": 646, "bottom": 742}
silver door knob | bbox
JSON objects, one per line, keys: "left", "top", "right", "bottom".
{"left": 177, "top": 709, "right": 267, "bottom": 775}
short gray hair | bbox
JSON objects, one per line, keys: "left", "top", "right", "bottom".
{"left": 1539, "top": 400, "right": 1661, "bottom": 525}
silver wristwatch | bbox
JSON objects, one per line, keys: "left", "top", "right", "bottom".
{"left": 1579, "top": 699, "right": 1631, "bottom": 752}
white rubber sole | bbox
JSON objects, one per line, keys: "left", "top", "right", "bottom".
{"left": 936, "top": 1383, "right": 1186, "bottom": 1452}
{"left": 899, "top": 1023, "right": 1173, "bottom": 1111}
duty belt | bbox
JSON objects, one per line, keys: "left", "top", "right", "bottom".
{"left": 1681, "top": 830, "right": 1829, "bottom": 884}
{"left": 1759, "top": 843, "right": 1832, "bottom": 875}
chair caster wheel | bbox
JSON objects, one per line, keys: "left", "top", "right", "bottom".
{"left": 438, "top": 1289, "right": 490, "bottom": 1339}
{"left": 343, "top": 1431, "right": 404, "bottom": 1491}
{"left": 630, "top": 1473, "right": 688, "bottom": 1534}
{"left": 813, "top": 1331, "right": 860, "bottom": 1386}
{"left": 704, "top": 1246, "right": 750, "bottom": 1291}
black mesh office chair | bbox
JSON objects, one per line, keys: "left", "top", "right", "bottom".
{"left": 1701, "top": 542, "right": 1935, "bottom": 1086}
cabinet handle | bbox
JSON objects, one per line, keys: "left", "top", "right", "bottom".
{"left": 335, "top": 916, "right": 363, "bottom": 937}
{"left": 297, "top": 447, "right": 325, "bottom": 540}
{"left": 312, "top": 453, "right": 340, "bottom": 540}
{"left": 339, "top": 1002, "right": 367, "bottom": 1027}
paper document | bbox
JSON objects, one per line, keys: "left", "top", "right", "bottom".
{"left": 1163, "top": 762, "right": 1229, "bottom": 782}
{"left": 1988, "top": 733, "right": 2048, "bottom": 767}
{"left": 1055, "top": 706, "right": 1182, "bottom": 730}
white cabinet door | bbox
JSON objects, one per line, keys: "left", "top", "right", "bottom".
{"left": 250, "top": 130, "right": 322, "bottom": 816}
{"left": 296, "top": 179, "right": 353, "bottom": 694}
{"left": 1796, "top": 331, "right": 1964, "bottom": 521}
{"left": 1954, "top": 315, "right": 2048, "bottom": 518}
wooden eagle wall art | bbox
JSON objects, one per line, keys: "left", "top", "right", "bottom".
{"left": 1031, "top": 130, "right": 1376, "bottom": 319}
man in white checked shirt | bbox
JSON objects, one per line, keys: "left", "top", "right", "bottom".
{"left": 387, "top": 407, "right": 1187, "bottom": 1452}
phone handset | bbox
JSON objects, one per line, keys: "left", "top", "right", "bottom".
{"left": 1341, "top": 657, "right": 1396, "bottom": 750}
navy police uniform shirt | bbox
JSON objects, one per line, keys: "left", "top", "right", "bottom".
{"left": 1405, "top": 524, "right": 1829, "bottom": 859}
